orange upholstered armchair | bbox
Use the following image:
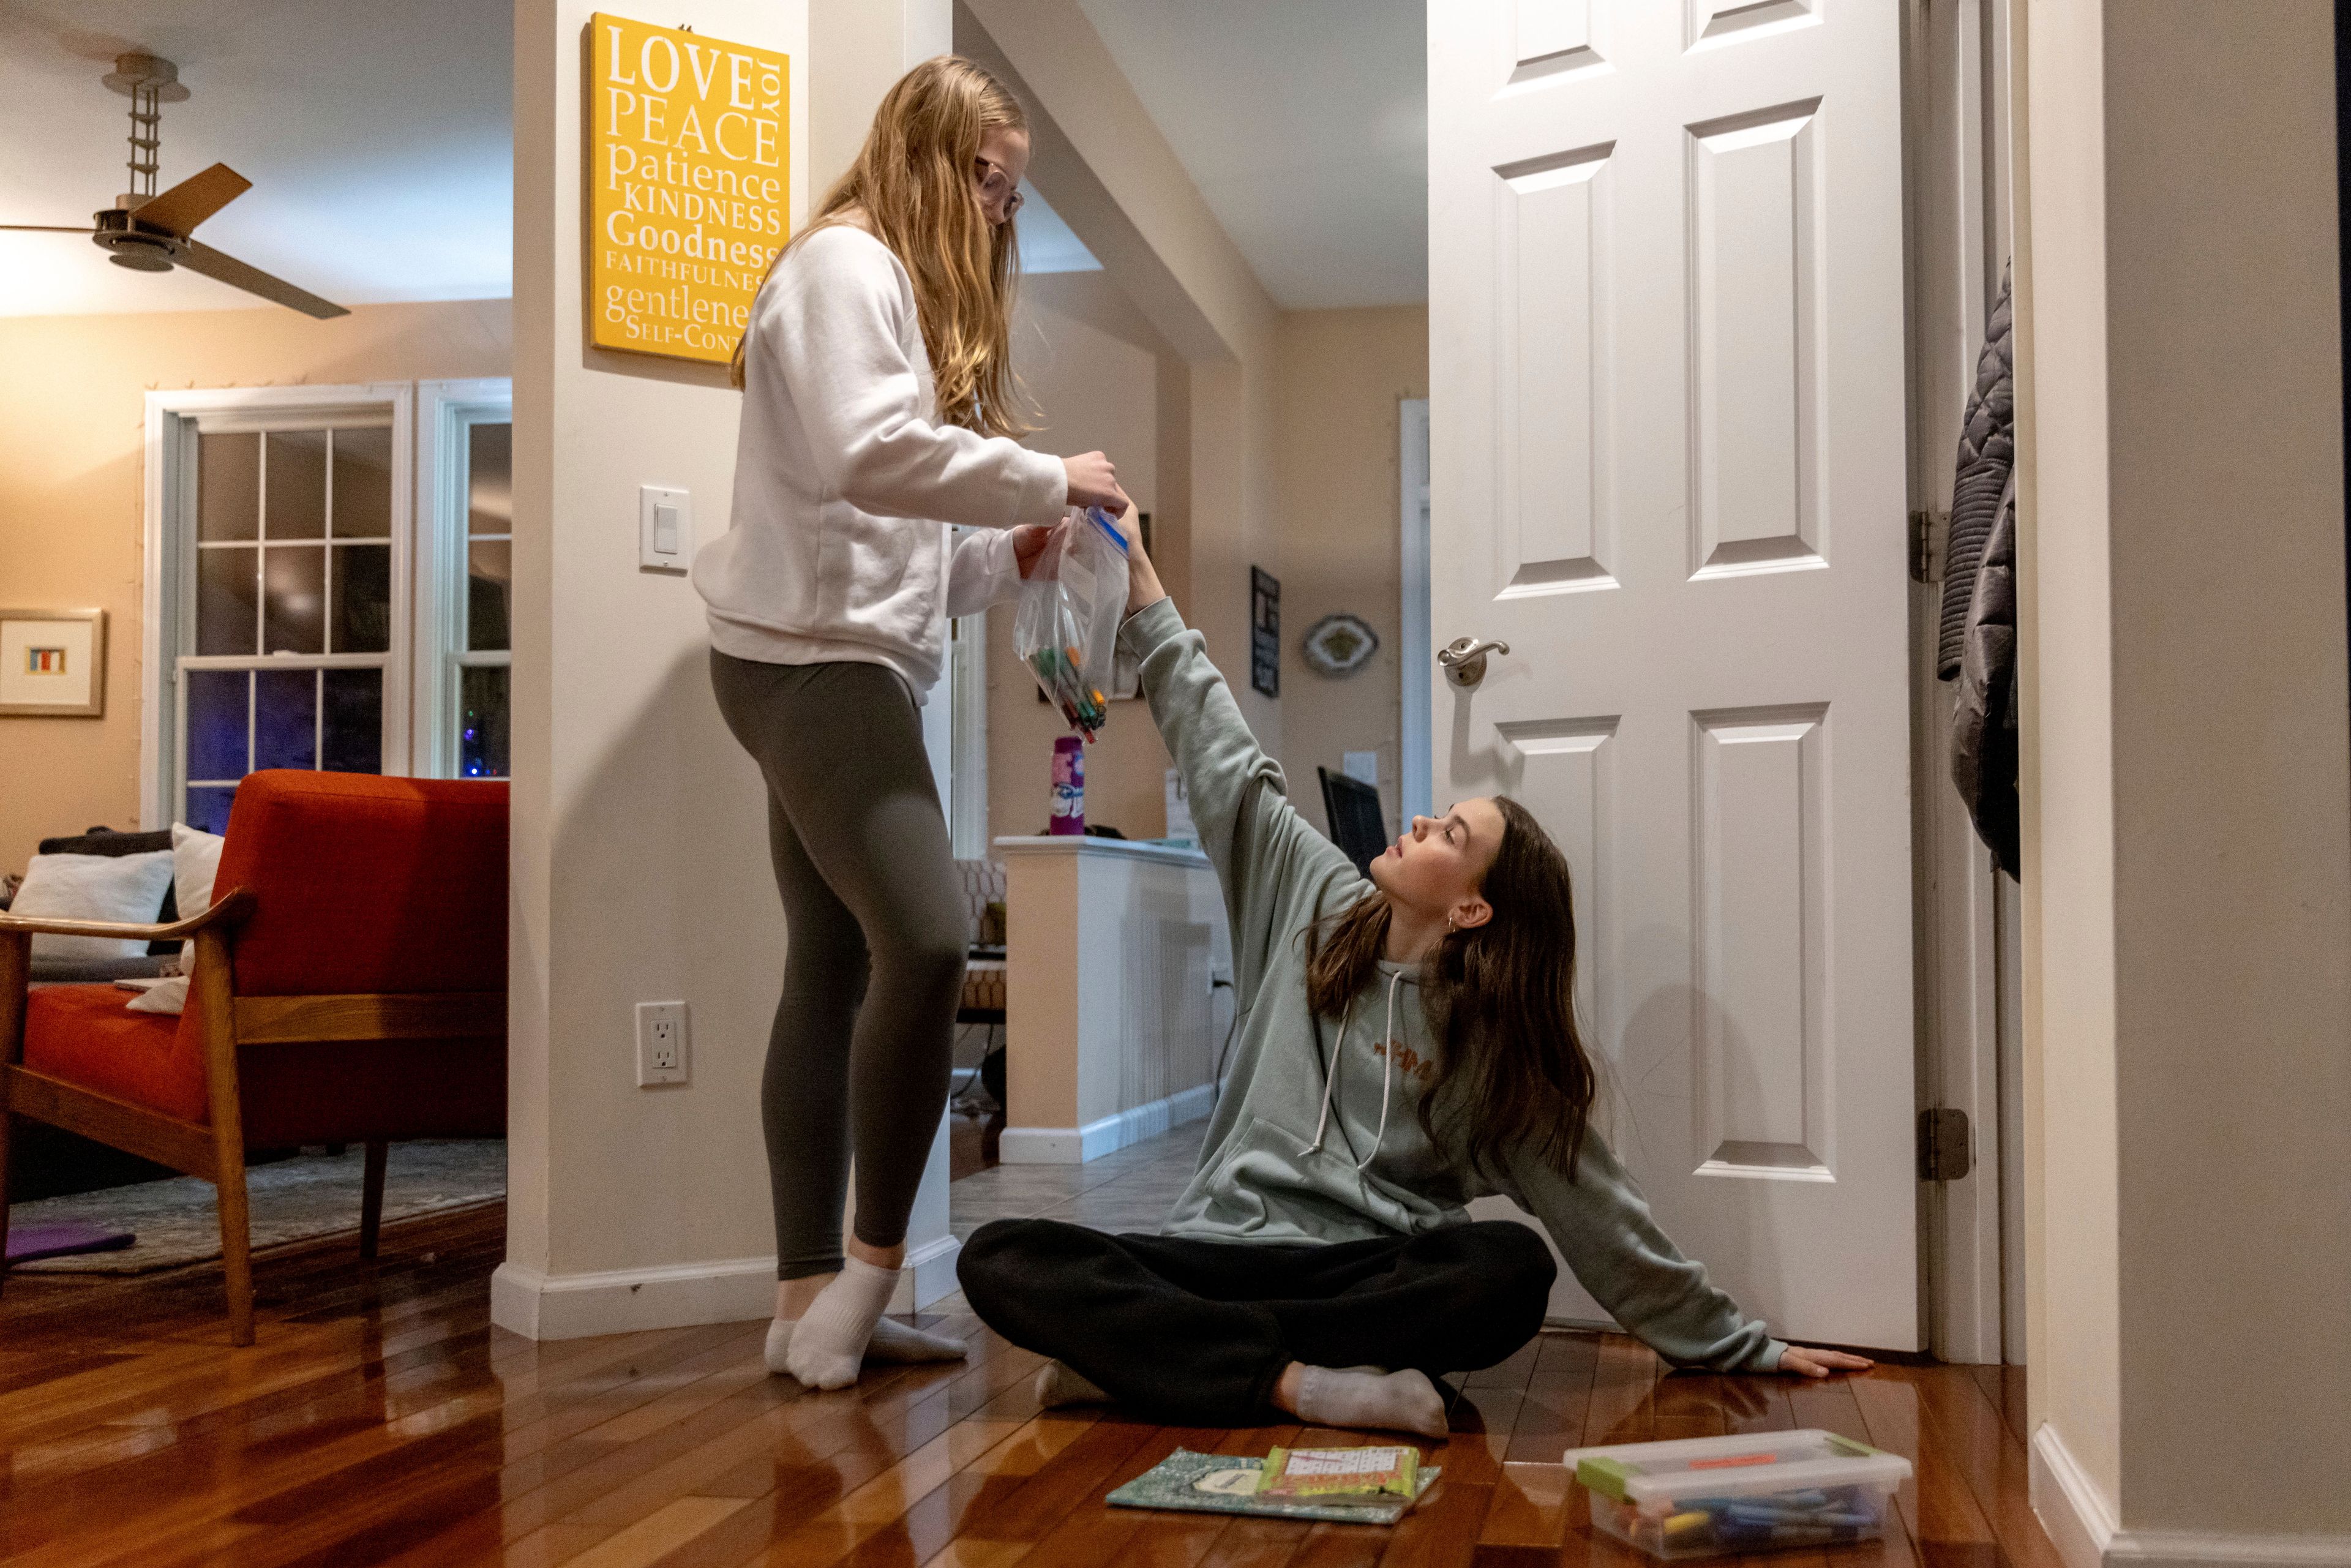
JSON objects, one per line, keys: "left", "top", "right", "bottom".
{"left": 0, "top": 771, "right": 509, "bottom": 1344}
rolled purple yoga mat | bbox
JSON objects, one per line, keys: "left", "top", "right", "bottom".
{"left": 6, "top": 1221, "right": 135, "bottom": 1263}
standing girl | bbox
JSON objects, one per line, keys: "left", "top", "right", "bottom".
{"left": 696, "top": 57, "right": 1127, "bottom": 1390}
{"left": 959, "top": 531, "right": 1869, "bottom": 1435}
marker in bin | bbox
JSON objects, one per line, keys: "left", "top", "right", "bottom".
{"left": 1567, "top": 1430, "right": 1911, "bottom": 1559}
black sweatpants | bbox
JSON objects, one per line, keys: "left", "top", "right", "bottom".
{"left": 957, "top": 1217, "right": 1558, "bottom": 1425}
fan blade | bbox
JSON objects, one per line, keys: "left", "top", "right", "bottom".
{"left": 173, "top": 238, "right": 349, "bottom": 319}
{"left": 0, "top": 224, "right": 99, "bottom": 233}
{"left": 133, "top": 163, "right": 252, "bottom": 236}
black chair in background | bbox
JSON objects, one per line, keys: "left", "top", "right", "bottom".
{"left": 1317, "top": 767, "right": 1390, "bottom": 882}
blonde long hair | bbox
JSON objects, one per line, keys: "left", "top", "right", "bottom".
{"left": 732, "top": 56, "right": 1033, "bottom": 438}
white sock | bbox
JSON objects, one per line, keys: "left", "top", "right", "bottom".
{"left": 1291, "top": 1365, "right": 1447, "bottom": 1438}
{"left": 782, "top": 1257, "right": 898, "bottom": 1390}
{"left": 1034, "top": 1359, "right": 1110, "bottom": 1408}
{"left": 767, "top": 1308, "right": 964, "bottom": 1376}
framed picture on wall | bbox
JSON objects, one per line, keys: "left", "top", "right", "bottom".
{"left": 0, "top": 609, "right": 105, "bottom": 718}
{"left": 1250, "top": 567, "right": 1280, "bottom": 698}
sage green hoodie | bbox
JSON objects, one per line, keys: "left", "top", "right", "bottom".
{"left": 1123, "top": 597, "right": 1785, "bottom": 1373}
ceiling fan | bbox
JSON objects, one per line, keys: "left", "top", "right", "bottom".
{"left": 0, "top": 52, "right": 348, "bottom": 319}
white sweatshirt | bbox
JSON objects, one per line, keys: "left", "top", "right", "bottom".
{"left": 692, "top": 224, "right": 1069, "bottom": 698}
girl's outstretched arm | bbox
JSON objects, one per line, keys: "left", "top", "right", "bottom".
{"left": 1119, "top": 560, "right": 1357, "bottom": 1010}
{"left": 1496, "top": 1127, "right": 1788, "bottom": 1373}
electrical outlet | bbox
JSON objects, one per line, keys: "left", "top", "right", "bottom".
{"left": 635, "top": 1000, "right": 690, "bottom": 1086}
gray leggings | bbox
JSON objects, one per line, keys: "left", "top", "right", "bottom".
{"left": 710, "top": 650, "right": 969, "bottom": 1279}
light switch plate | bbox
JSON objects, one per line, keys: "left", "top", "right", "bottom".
{"left": 639, "top": 485, "right": 692, "bottom": 572}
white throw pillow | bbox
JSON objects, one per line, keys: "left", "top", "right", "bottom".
{"left": 11, "top": 850, "right": 174, "bottom": 963}
{"left": 125, "top": 825, "right": 227, "bottom": 1017}
{"left": 171, "top": 823, "right": 225, "bottom": 933}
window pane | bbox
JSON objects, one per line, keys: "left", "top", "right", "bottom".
{"left": 332, "top": 542, "right": 392, "bottom": 653}
{"left": 323, "top": 668, "right": 384, "bottom": 773}
{"left": 458, "top": 664, "right": 509, "bottom": 779}
{"left": 264, "top": 430, "right": 327, "bottom": 539}
{"left": 468, "top": 422, "right": 512, "bottom": 535}
{"left": 253, "top": 667, "right": 317, "bottom": 771}
{"left": 197, "top": 546, "right": 259, "bottom": 656}
{"left": 198, "top": 432, "right": 259, "bottom": 542}
{"left": 467, "top": 540, "right": 511, "bottom": 651}
{"left": 263, "top": 546, "right": 325, "bottom": 654}
{"left": 331, "top": 426, "right": 393, "bottom": 538}
{"left": 186, "top": 669, "right": 249, "bottom": 781}
{"left": 186, "top": 786, "right": 238, "bottom": 836}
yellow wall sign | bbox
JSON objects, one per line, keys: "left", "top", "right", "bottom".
{"left": 588, "top": 13, "right": 790, "bottom": 364}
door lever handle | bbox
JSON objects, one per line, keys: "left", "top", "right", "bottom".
{"left": 1438, "top": 636, "right": 1510, "bottom": 689}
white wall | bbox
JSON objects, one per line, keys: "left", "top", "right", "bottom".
{"left": 2016, "top": 0, "right": 2351, "bottom": 1555}
{"left": 959, "top": 0, "right": 1284, "bottom": 763}
{"left": 500, "top": 0, "right": 850, "bottom": 1337}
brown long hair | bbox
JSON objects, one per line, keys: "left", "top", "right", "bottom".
{"left": 1303, "top": 798, "right": 1595, "bottom": 1181}
{"left": 731, "top": 56, "right": 1033, "bottom": 437}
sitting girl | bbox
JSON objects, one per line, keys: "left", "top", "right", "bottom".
{"left": 956, "top": 526, "right": 1870, "bottom": 1437}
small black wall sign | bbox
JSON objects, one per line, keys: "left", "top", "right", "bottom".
{"left": 1250, "top": 567, "right": 1280, "bottom": 699}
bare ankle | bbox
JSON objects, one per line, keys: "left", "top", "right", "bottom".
{"left": 776, "top": 1272, "right": 837, "bottom": 1319}
{"left": 846, "top": 1236, "right": 906, "bottom": 1271}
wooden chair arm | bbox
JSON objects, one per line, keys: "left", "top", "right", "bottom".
{"left": 0, "top": 886, "right": 254, "bottom": 944}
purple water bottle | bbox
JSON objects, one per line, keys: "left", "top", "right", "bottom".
{"left": 1049, "top": 735, "right": 1086, "bottom": 835}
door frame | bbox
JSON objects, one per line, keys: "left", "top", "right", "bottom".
{"left": 1399, "top": 397, "right": 1432, "bottom": 827}
{"left": 1902, "top": 0, "right": 2019, "bottom": 1365}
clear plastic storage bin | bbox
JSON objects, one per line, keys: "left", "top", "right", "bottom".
{"left": 1565, "top": 1429, "right": 1912, "bottom": 1559}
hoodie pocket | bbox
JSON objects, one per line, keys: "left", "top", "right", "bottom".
{"left": 1201, "top": 1115, "right": 1379, "bottom": 1238}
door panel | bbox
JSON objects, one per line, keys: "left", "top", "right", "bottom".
{"left": 1430, "top": 0, "right": 1918, "bottom": 1349}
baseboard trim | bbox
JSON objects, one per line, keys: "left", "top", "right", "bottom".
{"left": 2033, "top": 1424, "right": 2118, "bottom": 1568}
{"left": 2031, "top": 1424, "right": 2351, "bottom": 1568}
{"left": 897, "top": 1233, "right": 961, "bottom": 1316}
{"left": 1000, "top": 1082, "right": 1215, "bottom": 1165}
{"left": 492, "top": 1236, "right": 964, "bottom": 1341}
{"left": 2111, "top": 1537, "right": 2351, "bottom": 1568}
{"left": 490, "top": 1256, "right": 774, "bottom": 1341}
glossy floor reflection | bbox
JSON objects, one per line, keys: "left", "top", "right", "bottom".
{"left": 0, "top": 1128, "right": 2058, "bottom": 1568}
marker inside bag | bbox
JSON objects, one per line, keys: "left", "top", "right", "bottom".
{"left": 1013, "top": 506, "right": 1130, "bottom": 740}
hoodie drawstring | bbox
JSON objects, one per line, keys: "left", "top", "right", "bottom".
{"left": 1303, "top": 968, "right": 1406, "bottom": 1173}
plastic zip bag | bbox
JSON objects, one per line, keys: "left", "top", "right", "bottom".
{"left": 1014, "top": 506, "right": 1131, "bottom": 740}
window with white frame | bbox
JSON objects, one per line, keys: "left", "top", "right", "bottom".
{"left": 416, "top": 380, "right": 514, "bottom": 780}
{"left": 144, "top": 379, "right": 514, "bottom": 831}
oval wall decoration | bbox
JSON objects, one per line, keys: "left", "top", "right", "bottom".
{"left": 1301, "top": 612, "right": 1381, "bottom": 677}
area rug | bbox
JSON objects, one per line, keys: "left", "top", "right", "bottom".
{"left": 8, "top": 1140, "right": 505, "bottom": 1274}
{"left": 6, "top": 1221, "right": 133, "bottom": 1264}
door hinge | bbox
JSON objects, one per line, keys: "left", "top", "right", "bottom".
{"left": 1908, "top": 508, "right": 1940, "bottom": 584}
{"left": 1917, "top": 1108, "right": 1972, "bottom": 1182}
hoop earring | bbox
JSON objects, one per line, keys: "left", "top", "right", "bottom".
{"left": 1445, "top": 913, "right": 1457, "bottom": 934}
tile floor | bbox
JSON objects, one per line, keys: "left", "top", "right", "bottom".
{"left": 945, "top": 1120, "right": 1205, "bottom": 1247}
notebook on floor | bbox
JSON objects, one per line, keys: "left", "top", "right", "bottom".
{"left": 1106, "top": 1447, "right": 1439, "bottom": 1526}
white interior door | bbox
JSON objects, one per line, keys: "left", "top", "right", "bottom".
{"left": 1430, "top": 0, "right": 1919, "bottom": 1349}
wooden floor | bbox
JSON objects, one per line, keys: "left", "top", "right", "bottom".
{"left": 0, "top": 1200, "right": 2058, "bottom": 1568}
